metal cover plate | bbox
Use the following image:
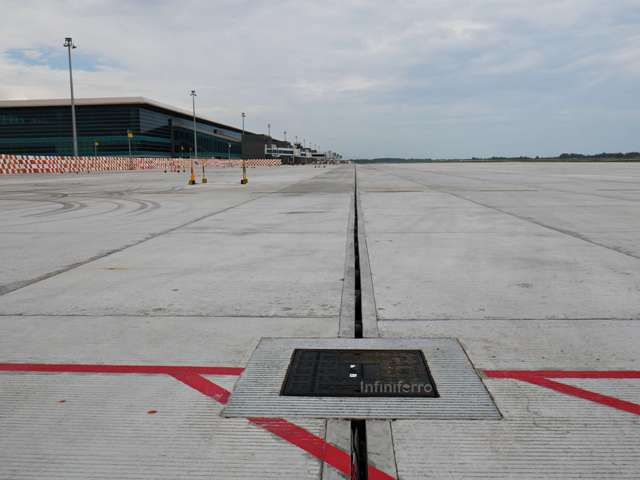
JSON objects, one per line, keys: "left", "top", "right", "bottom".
{"left": 223, "top": 338, "right": 501, "bottom": 419}
{"left": 281, "top": 349, "right": 438, "bottom": 397}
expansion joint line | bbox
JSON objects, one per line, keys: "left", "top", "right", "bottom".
{"left": 350, "top": 165, "right": 369, "bottom": 480}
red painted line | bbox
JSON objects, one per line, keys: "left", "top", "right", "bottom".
{"left": 0, "top": 362, "right": 397, "bottom": 478}
{"left": 367, "top": 464, "right": 397, "bottom": 480}
{"left": 520, "top": 375, "right": 640, "bottom": 416}
{"left": 250, "top": 418, "right": 395, "bottom": 480}
{"left": 174, "top": 374, "right": 396, "bottom": 480}
{"left": 171, "top": 373, "right": 231, "bottom": 404}
{"left": 483, "top": 369, "right": 640, "bottom": 416}
{"left": 0, "top": 363, "right": 244, "bottom": 376}
{"left": 484, "top": 370, "right": 640, "bottom": 379}
{"left": 250, "top": 417, "right": 352, "bottom": 476}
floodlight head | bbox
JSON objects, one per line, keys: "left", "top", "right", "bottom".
{"left": 64, "top": 37, "right": 72, "bottom": 47}
{"left": 190, "top": 89, "right": 196, "bottom": 96}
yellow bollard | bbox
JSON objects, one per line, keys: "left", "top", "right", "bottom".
{"left": 201, "top": 160, "right": 208, "bottom": 183}
{"left": 240, "top": 159, "right": 248, "bottom": 184}
{"left": 188, "top": 159, "right": 197, "bottom": 185}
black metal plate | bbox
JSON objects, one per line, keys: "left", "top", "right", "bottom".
{"left": 280, "top": 349, "right": 438, "bottom": 397}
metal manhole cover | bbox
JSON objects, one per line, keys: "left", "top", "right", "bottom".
{"left": 222, "top": 338, "right": 500, "bottom": 419}
{"left": 281, "top": 349, "right": 438, "bottom": 397}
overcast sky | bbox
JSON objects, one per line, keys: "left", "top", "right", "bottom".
{"left": 1, "top": 0, "right": 639, "bottom": 158}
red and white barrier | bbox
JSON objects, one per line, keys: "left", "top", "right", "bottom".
{"left": 0, "top": 155, "right": 281, "bottom": 175}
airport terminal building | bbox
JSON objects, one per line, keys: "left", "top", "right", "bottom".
{"left": 0, "top": 97, "right": 244, "bottom": 158}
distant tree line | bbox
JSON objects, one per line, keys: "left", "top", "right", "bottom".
{"left": 557, "top": 152, "right": 640, "bottom": 159}
{"left": 352, "top": 152, "right": 640, "bottom": 163}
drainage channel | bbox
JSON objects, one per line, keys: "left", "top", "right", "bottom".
{"left": 353, "top": 169, "right": 363, "bottom": 340}
{"left": 350, "top": 167, "right": 368, "bottom": 480}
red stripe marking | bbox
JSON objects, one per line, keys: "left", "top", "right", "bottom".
{"left": 171, "top": 373, "right": 231, "bottom": 404}
{"left": 250, "top": 417, "right": 352, "bottom": 476}
{"left": 0, "top": 363, "right": 243, "bottom": 376}
{"left": 250, "top": 418, "right": 395, "bottom": 480}
{"left": 483, "top": 369, "right": 640, "bottom": 416}
{"left": 520, "top": 375, "right": 640, "bottom": 416}
{"left": 0, "top": 363, "right": 396, "bottom": 478}
{"left": 174, "top": 374, "right": 396, "bottom": 480}
{"left": 484, "top": 370, "right": 640, "bottom": 379}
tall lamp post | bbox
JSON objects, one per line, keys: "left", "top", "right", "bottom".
{"left": 283, "top": 131, "right": 288, "bottom": 164}
{"left": 227, "top": 143, "right": 231, "bottom": 161}
{"left": 188, "top": 90, "right": 198, "bottom": 185}
{"left": 240, "top": 112, "right": 248, "bottom": 184}
{"left": 267, "top": 122, "right": 271, "bottom": 158}
{"left": 64, "top": 37, "right": 78, "bottom": 157}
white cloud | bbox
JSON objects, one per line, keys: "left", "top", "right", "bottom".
{"left": 21, "top": 49, "right": 45, "bottom": 61}
{"left": 1, "top": 0, "right": 639, "bottom": 157}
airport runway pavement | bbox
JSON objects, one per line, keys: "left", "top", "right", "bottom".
{"left": 1, "top": 163, "right": 639, "bottom": 479}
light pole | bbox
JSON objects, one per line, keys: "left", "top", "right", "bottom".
{"left": 190, "top": 90, "right": 198, "bottom": 158}
{"left": 64, "top": 37, "right": 78, "bottom": 157}
{"left": 191, "top": 90, "right": 207, "bottom": 183}
{"left": 188, "top": 90, "right": 197, "bottom": 185}
{"left": 240, "top": 112, "right": 248, "bottom": 184}
{"left": 127, "top": 130, "right": 133, "bottom": 157}
{"left": 283, "top": 131, "right": 288, "bottom": 164}
{"left": 267, "top": 122, "right": 271, "bottom": 158}
{"left": 228, "top": 143, "right": 231, "bottom": 161}
{"left": 94, "top": 141, "right": 99, "bottom": 156}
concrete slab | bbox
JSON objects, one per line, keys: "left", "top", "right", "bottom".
{"left": 0, "top": 167, "right": 335, "bottom": 292}
{"left": 3, "top": 162, "right": 640, "bottom": 479}
{"left": 367, "top": 231, "right": 640, "bottom": 320}
{"left": 0, "top": 315, "right": 337, "bottom": 366}
{"left": 359, "top": 164, "right": 640, "bottom": 320}
{"left": 392, "top": 417, "right": 640, "bottom": 479}
{"left": 0, "top": 171, "right": 350, "bottom": 318}
{"left": 0, "top": 373, "right": 325, "bottom": 480}
{"left": 0, "top": 166, "right": 351, "bottom": 480}
{"left": 359, "top": 163, "right": 640, "bottom": 479}
{"left": 0, "top": 229, "right": 346, "bottom": 317}
{"left": 379, "top": 319, "right": 640, "bottom": 370}
{"left": 322, "top": 420, "right": 352, "bottom": 480}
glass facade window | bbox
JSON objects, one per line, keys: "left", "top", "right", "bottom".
{"left": 0, "top": 101, "right": 242, "bottom": 158}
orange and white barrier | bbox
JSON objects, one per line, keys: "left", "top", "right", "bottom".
{"left": 199, "top": 158, "right": 281, "bottom": 168}
{"left": 0, "top": 155, "right": 281, "bottom": 175}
